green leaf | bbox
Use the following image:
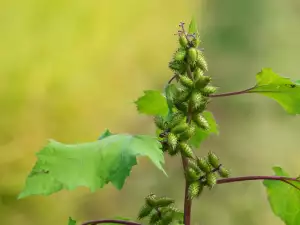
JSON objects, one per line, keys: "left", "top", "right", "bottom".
{"left": 263, "top": 167, "right": 300, "bottom": 225}
{"left": 249, "top": 68, "right": 300, "bottom": 114}
{"left": 135, "top": 90, "right": 169, "bottom": 116}
{"left": 188, "top": 17, "right": 199, "bottom": 35}
{"left": 18, "top": 134, "right": 166, "bottom": 199}
{"left": 189, "top": 111, "right": 219, "bottom": 148}
{"left": 68, "top": 217, "right": 77, "bottom": 225}
{"left": 98, "top": 129, "right": 113, "bottom": 140}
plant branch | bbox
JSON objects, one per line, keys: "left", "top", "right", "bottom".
{"left": 168, "top": 74, "right": 178, "bottom": 84}
{"left": 217, "top": 175, "right": 300, "bottom": 190}
{"left": 81, "top": 219, "right": 142, "bottom": 225}
{"left": 209, "top": 86, "right": 256, "bottom": 98}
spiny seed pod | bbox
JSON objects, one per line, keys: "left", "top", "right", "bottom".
{"left": 155, "top": 197, "right": 174, "bottom": 207}
{"left": 168, "top": 147, "right": 179, "bottom": 156}
{"left": 195, "top": 75, "right": 211, "bottom": 90}
{"left": 178, "top": 142, "right": 194, "bottom": 158}
{"left": 167, "top": 132, "right": 177, "bottom": 150}
{"left": 188, "top": 181, "right": 203, "bottom": 199}
{"left": 174, "top": 85, "right": 191, "bottom": 102}
{"left": 188, "top": 159, "right": 201, "bottom": 173}
{"left": 174, "top": 102, "right": 188, "bottom": 113}
{"left": 179, "top": 35, "right": 188, "bottom": 48}
{"left": 192, "top": 100, "right": 208, "bottom": 114}
{"left": 179, "top": 75, "right": 194, "bottom": 88}
{"left": 197, "top": 157, "right": 211, "bottom": 173}
{"left": 174, "top": 48, "right": 186, "bottom": 61}
{"left": 160, "top": 211, "right": 173, "bottom": 225}
{"left": 186, "top": 167, "right": 200, "bottom": 181}
{"left": 206, "top": 173, "right": 217, "bottom": 189}
{"left": 218, "top": 166, "right": 230, "bottom": 178}
{"left": 169, "top": 60, "right": 187, "bottom": 74}
{"left": 193, "top": 68, "right": 204, "bottom": 81}
{"left": 192, "top": 114, "right": 209, "bottom": 130}
{"left": 168, "top": 112, "right": 185, "bottom": 129}
{"left": 171, "top": 122, "right": 189, "bottom": 134}
{"left": 154, "top": 116, "right": 167, "bottom": 130}
{"left": 190, "top": 91, "right": 203, "bottom": 110}
{"left": 196, "top": 54, "right": 208, "bottom": 71}
{"left": 146, "top": 193, "right": 158, "bottom": 207}
{"left": 138, "top": 204, "right": 153, "bottom": 219}
{"left": 201, "top": 86, "right": 217, "bottom": 96}
{"left": 178, "top": 125, "right": 196, "bottom": 141}
{"left": 149, "top": 212, "right": 161, "bottom": 224}
{"left": 188, "top": 47, "right": 198, "bottom": 62}
{"left": 207, "top": 151, "right": 220, "bottom": 168}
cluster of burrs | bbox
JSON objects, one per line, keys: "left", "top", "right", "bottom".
{"left": 138, "top": 22, "right": 230, "bottom": 223}
{"left": 154, "top": 22, "right": 216, "bottom": 157}
{"left": 186, "top": 151, "right": 229, "bottom": 199}
{"left": 138, "top": 194, "right": 183, "bottom": 225}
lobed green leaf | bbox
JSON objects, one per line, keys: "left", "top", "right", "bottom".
{"left": 263, "top": 167, "right": 300, "bottom": 225}
{"left": 18, "top": 132, "right": 166, "bottom": 199}
{"left": 249, "top": 68, "right": 300, "bottom": 114}
{"left": 135, "top": 90, "right": 169, "bottom": 116}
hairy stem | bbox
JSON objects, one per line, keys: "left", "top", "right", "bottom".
{"left": 81, "top": 219, "right": 142, "bottom": 225}
{"left": 217, "top": 175, "right": 300, "bottom": 190}
{"left": 209, "top": 87, "right": 255, "bottom": 98}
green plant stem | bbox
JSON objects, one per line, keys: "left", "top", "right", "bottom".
{"left": 81, "top": 219, "right": 142, "bottom": 225}
{"left": 209, "top": 87, "right": 255, "bottom": 98}
{"left": 181, "top": 64, "right": 194, "bottom": 225}
{"left": 217, "top": 175, "right": 300, "bottom": 190}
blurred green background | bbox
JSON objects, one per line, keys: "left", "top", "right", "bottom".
{"left": 1, "top": 0, "right": 300, "bottom": 224}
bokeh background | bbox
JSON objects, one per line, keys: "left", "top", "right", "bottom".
{"left": 1, "top": 0, "right": 300, "bottom": 224}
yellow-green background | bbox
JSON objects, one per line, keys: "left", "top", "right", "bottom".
{"left": 1, "top": 0, "right": 300, "bottom": 224}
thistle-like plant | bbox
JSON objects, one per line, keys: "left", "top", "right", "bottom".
{"left": 19, "top": 19, "right": 300, "bottom": 225}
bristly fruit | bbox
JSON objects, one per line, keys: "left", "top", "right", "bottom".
{"left": 171, "top": 122, "right": 189, "bottom": 134}
{"left": 167, "top": 112, "right": 185, "bottom": 129}
{"left": 145, "top": 193, "right": 157, "bottom": 207}
{"left": 169, "top": 60, "right": 187, "bottom": 74}
{"left": 201, "top": 86, "right": 217, "bottom": 96}
{"left": 195, "top": 75, "right": 211, "bottom": 89}
{"left": 190, "top": 91, "right": 203, "bottom": 110}
{"left": 167, "top": 132, "right": 178, "bottom": 150}
{"left": 154, "top": 116, "right": 167, "bottom": 130}
{"left": 197, "top": 157, "right": 211, "bottom": 173}
{"left": 178, "top": 124, "right": 196, "bottom": 141}
{"left": 196, "top": 53, "right": 208, "bottom": 71}
{"left": 179, "top": 35, "right": 188, "bottom": 48}
{"left": 207, "top": 151, "right": 220, "bottom": 168}
{"left": 186, "top": 167, "right": 200, "bottom": 181}
{"left": 178, "top": 142, "right": 194, "bottom": 158}
{"left": 138, "top": 204, "right": 153, "bottom": 219}
{"left": 174, "top": 85, "right": 191, "bottom": 102}
{"left": 188, "top": 181, "right": 203, "bottom": 199}
{"left": 206, "top": 173, "right": 217, "bottom": 189}
{"left": 174, "top": 48, "right": 186, "bottom": 61}
{"left": 193, "top": 68, "right": 204, "bottom": 81}
{"left": 192, "top": 114, "right": 210, "bottom": 130}
{"left": 179, "top": 75, "right": 194, "bottom": 88}
{"left": 174, "top": 102, "right": 189, "bottom": 113}
{"left": 155, "top": 197, "right": 175, "bottom": 207}
{"left": 218, "top": 166, "right": 230, "bottom": 178}
{"left": 188, "top": 47, "right": 198, "bottom": 62}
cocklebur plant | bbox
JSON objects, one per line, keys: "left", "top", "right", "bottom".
{"left": 18, "top": 18, "right": 300, "bottom": 225}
